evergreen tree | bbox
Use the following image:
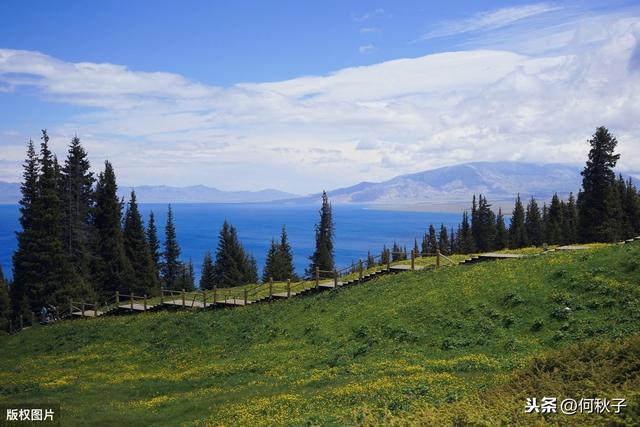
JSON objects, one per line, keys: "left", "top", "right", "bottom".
{"left": 146, "top": 211, "right": 161, "bottom": 280}
{"left": 495, "top": 208, "right": 509, "bottom": 250}
{"left": 11, "top": 140, "right": 40, "bottom": 317}
{"left": 392, "top": 241, "right": 402, "bottom": 261}
{"left": 366, "top": 251, "right": 375, "bottom": 269}
{"left": 380, "top": 245, "right": 390, "bottom": 265}
{"left": 547, "top": 194, "right": 564, "bottom": 245}
{"left": 123, "top": 191, "right": 158, "bottom": 294}
{"left": 421, "top": 231, "right": 429, "bottom": 256}
{"left": 275, "top": 225, "right": 297, "bottom": 281}
{"left": 199, "top": 251, "right": 216, "bottom": 290}
{"left": 475, "top": 195, "right": 497, "bottom": 252}
{"left": 471, "top": 195, "right": 479, "bottom": 249}
{"left": 459, "top": 211, "right": 476, "bottom": 254}
{"left": 178, "top": 259, "right": 195, "bottom": 291}
{"left": 577, "top": 126, "right": 622, "bottom": 242}
{"left": 622, "top": 179, "right": 640, "bottom": 237}
{"left": 413, "top": 239, "right": 420, "bottom": 257}
{"left": 509, "top": 194, "right": 528, "bottom": 248}
{"left": 262, "top": 239, "right": 278, "bottom": 282}
{"left": 307, "top": 191, "right": 334, "bottom": 274}
{"left": 562, "top": 193, "right": 578, "bottom": 244}
{"left": 427, "top": 224, "right": 438, "bottom": 254}
{"left": 60, "top": 136, "right": 94, "bottom": 282}
{"left": 161, "top": 205, "right": 182, "bottom": 289}
{"left": 213, "top": 221, "right": 256, "bottom": 287}
{"left": 438, "top": 224, "right": 450, "bottom": 255}
{"left": 449, "top": 227, "right": 457, "bottom": 254}
{"left": 0, "top": 265, "right": 10, "bottom": 332}
{"left": 93, "top": 161, "right": 134, "bottom": 296}
{"left": 525, "top": 197, "right": 543, "bottom": 246}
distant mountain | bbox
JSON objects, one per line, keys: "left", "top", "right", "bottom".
{"left": 291, "top": 162, "right": 591, "bottom": 206}
{"left": 0, "top": 181, "right": 20, "bottom": 204}
{"left": 0, "top": 181, "right": 297, "bottom": 204}
{"left": 116, "top": 185, "right": 298, "bottom": 204}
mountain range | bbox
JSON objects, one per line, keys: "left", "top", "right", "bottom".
{"left": 1, "top": 161, "right": 634, "bottom": 206}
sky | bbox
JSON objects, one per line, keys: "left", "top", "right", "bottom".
{"left": 0, "top": 0, "right": 639, "bottom": 194}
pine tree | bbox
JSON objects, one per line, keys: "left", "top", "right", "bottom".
{"left": 146, "top": 211, "right": 161, "bottom": 280}
{"left": 366, "top": 251, "right": 375, "bottom": 269}
{"left": 623, "top": 179, "right": 640, "bottom": 237}
{"left": 262, "top": 239, "right": 278, "bottom": 283}
{"left": 449, "top": 227, "right": 457, "bottom": 254}
{"left": 577, "top": 126, "right": 622, "bottom": 242}
{"left": 0, "top": 265, "right": 10, "bottom": 332}
{"left": 495, "top": 208, "right": 509, "bottom": 250}
{"left": 547, "top": 194, "right": 564, "bottom": 245}
{"left": 178, "top": 259, "right": 195, "bottom": 291}
{"left": 525, "top": 197, "right": 543, "bottom": 247}
{"left": 60, "top": 136, "right": 94, "bottom": 283}
{"left": 161, "top": 205, "right": 182, "bottom": 289}
{"left": 509, "top": 194, "right": 528, "bottom": 248}
{"left": 438, "top": 224, "right": 449, "bottom": 255}
{"left": 471, "top": 195, "right": 479, "bottom": 249}
{"left": 563, "top": 193, "right": 579, "bottom": 244}
{"left": 392, "top": 241, "right": 401, "bottom": 261}
{"left": 459, "top": 211, "right": 476, "bottom": 254}
{"left": 275, "top": 225, "right": 297, "bottom": 281}
{"left": 413, "top": 239, "right": 420, "bottom": 257}
{"left": 380, "top": 245, "right": 390, "bottom": 265}
{"left": 307, "top": 191, "right": 334, "bottom": 274}
{"left": 475, "top": 195, "right": 497, "bottom": 252}
{"left": 427, "top": 224, "right": 438, "bottom": 254}
{"left": 93, "top": 161, "right": 134, "bottom": 296}
{"left": 11, "top": 140, "right": 40, "bottom": 317}
{"left": 123, "top": 191, "right": 158, "bottom": 295}
{"left": 199, "top": 251, "right": 216, "bottom": 290}
{"left": 213, "top": 221, "right": 256, "bottom": 287}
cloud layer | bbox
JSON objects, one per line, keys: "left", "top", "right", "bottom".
{"left": 0, "top": 7, "right": 639, "bottom": 193}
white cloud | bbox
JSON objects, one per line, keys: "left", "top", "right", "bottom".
{"left": 1, "top": 9, "right": 640, "bottom": 193}
{"left": 421, "top": 2, "right": 561, "bottom": 40}
{"left": 358, "top": 44, "right": 377, "bottom": 54}
{"left": 360, "top": 27, "right": 382, "bottom": 34}
{"left": 354, "top": 8, "right": 386, "bottom": 21}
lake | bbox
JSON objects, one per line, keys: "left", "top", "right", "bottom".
{"left": 0, "top": 203, "right": 461, "bottom": 282}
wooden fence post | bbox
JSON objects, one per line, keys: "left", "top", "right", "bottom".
{"left": 333, "top": 270, "right": 338, "bottom": 288}
{"left": 287, "top": 279, "right": 291, "bottom": 298}
{"left": 82, "top": 302, "right": 86, "bottom": 317}
{"left": 411, "top": 250, "right": 415, "bottom": 270}
{"left": 69, "top": 299, "right": 72, "bottom": 317}
{"left": 115, "top": 291, "right": 120, "bottom": 305}
{"left": 386, "top": 256, "right": 391, "bottom": 271}
{"left": 436, "top": 249, "right": 441, "bottom": 269}
{"left": 143, "top": 295, "right": 147, "bottom": 312}
{"left": 203, "top": 290, "right": 207, "bottom": 308}
{"left": 359, "top": 260, "right": 363, "bottom": 283}
{"left": 269, "top": 277, "right": 273, "bottom": 300}
{"left": 213, "top": 287, "right": 217, "bottom": 306}
{"left": 182, "top": 289, "right": 186, "bottom": 307}
{"left": 94, "top": 301, "right": 98, "bottom": 316}
{"left": 315, "top": 267, "right": 320, "bottom": 289}
{"left": 159, "top": 287, "right": 164, "bottom": 304}
{"left": 130, "top": 295, "right": 134, "bottom": 310}
{"left": 244, "top": 289, "right": 248, "bottom": 305}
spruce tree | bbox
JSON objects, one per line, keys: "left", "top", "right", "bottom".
{"left": 547, "top": 194, "right": 564, "bottom": 245}
{"left": 622, "top": 179, "right": 640, "bottom": 237}
{"left": 0, "top": 265, "right": 10, "bottom": 332}
{"left": 413, "top": 239, "right": 420, "bottom": 257}
{"left": 380, "top": 245, "right": 390, "bottom": 265}
{"left": 392, "top": 241, "right": 401, "bottom": 261}
{"left": 495, "top": 208, "right": 509, "bottom": 250}
{"left": 577, "top": 126, "right": 622, "bottom": 242}
{"left": 459, "top": 211, "right": 476, "bottom": 254}
{"left": 200, "top": 251, "right": 216, "bottom": 290}
{"left": 262, "top": 239, "right": 278, "bottom": 282}
{"left": 475, "top": 195, "right": 497, "bottom": 252}
{"left": 563, "top": 193, "right": 579, "bottom": 244}
{"left": 525, "top": 197, "right": 543, "bottom": 246}
{"left": 179, "top": 259, "right": 195, "bottom": 291}
{"left": 438, "top": 224, "right": 449, "bottom": 255}
{"left": 509, "top": 194, "right": 528, "bottom": 248}
{"left": 449, "top": 227, "right": 457, "bottom": 254}
{"left": 275, "top": 225, "right": 297, "bottom": 280}
{"left": 213, "top": 221, "right": 256, "bottom": 286}
{"left": 93, "top": 161, "right": 134, "bottom": 296}
{"left": 244, "top": 254, "right": 258, "bottom": 284}
{"left": 366, "top": 251, "right": 375, "bottom": 269}
{"left": 427, "top": 224, "right": 438, "bottom": 254}
{"left": 60, "top": 136, "right": 94, "bottom": 282}
{"left": 123, "top": 191, "right": 158, "bottom": 294}
{"left": 11, "top": 140, "right": 40, "bottom": 316}
{"left": 161, "top": 205, "right": 182, "bottom": 289}
{"left": 146, "top": 211, "right": 161, "bottom": 280}
{"left": 307, "top": 191, "right": 334, "bottom": 274}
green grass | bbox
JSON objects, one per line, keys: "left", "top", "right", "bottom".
{"left": 1, "top": 242, "right": 639, "bottom": 426}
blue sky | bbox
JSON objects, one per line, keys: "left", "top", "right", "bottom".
{"left": 1, "top": 0, "right": 639, "bottom": 193}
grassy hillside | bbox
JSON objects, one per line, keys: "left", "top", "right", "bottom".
{"left": 1, "top": 242, "right": 639, "bottom": 426}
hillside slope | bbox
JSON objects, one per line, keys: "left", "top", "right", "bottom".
{"left": 1, "top": 242, "right": 639, "bottom": 426}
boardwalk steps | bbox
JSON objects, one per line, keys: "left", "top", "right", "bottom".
{"left": 62, "top": 237, "right": 640, "bottom": 321}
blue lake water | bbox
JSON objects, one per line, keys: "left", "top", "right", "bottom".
{"left": 0, "top": 203, "right": 461, "bottom": 282}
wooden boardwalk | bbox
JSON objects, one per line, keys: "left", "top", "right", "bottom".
{"left": 59, "top": 237, "right": 640, "bottom": 321}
